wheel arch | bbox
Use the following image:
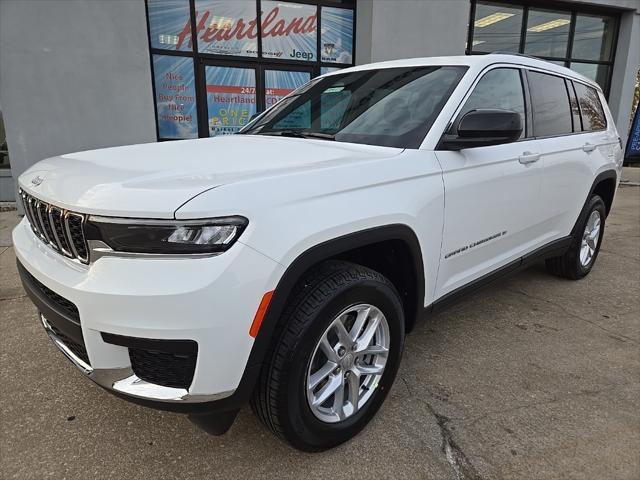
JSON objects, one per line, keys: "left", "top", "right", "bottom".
{"left": 571, "top": 169, "right": 618, "bottom": 237}
{"left": 248, "top": 224, "right": 425, "bottom": 367}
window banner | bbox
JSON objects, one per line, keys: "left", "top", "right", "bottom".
{"left": 321, "top": 7, "right": 354, "bottom": 64}
{"left": 153, "top": 55, "right": 198, "bottom": 139}
{"left": 205, "top": 66, "right": 257, "bottom": 136}
{"left": 148, "top": 0, "right": 193, "bottom": 51}
{"left": 192, "top": 0, "right": 258, "bottom": 56}
{"left": 261, "top": 1, "right": 317, "bottom": 61}
{"left": 265, "top": 70, "right": 310, "bottom": 108}
{"left": 625, "top": 106, "right": 640, "bottom": 164}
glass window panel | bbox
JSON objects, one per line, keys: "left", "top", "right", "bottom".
{"left": 572, "top": 14, "right": 615, "bottom": 61}
{"left": 265, "top": 70, "right": 311, "bottom": 109}
{"left": 194, "top": 0, "right": 258, "bottom": 56}
{"left": 261, "top": 1, "right": 317, "bottom": 61}
{"left": 570, "top": 62, "right": 610, "bottom": 91}
{"left": 573, "top": 82, "right": 607, "bottom": 131}
{"left": 153, "top": 55, "right": 198, "bottom": 139}
{"left": 459, "top": 68, "right": 526, "bottom": 138}
{"left": 528, "top": 71, "right": 573, "bottom": 137}
{"left": 205, "top": 66, "right": 256, "bottom": 136}
{"left": 524, "top": 8, "right": 571, "bottom": 58}
{"left": 321, "top": 7, "right": 354, "bottom": 64}
{"left": 148, "top": 0, "right": 193, "bottom": 52}
{"left": 321, "top": 66, "right": 341, "bottom": 75}
{"left": 471, "top": 1, "right": 523, "bottom": 53}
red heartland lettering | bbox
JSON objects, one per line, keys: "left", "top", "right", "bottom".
{"left": 176, "top": 7, "right": 316, "bottom": 50}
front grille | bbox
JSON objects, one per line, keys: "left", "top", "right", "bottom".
{"left": 22, "top": 267, "right": 80, "bottom": 321}
{"left": 129, "top": 346, "right": 197, "bottom": 390}
{"left": 20, "top": 189, "right": 89, "bottom": 264}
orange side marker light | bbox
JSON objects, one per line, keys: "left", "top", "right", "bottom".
{"left": 249, "top": 291, "right": 274, "bottom": 338}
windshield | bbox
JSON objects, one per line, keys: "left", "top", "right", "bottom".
{"left": 239, "top": 66, "right": 467, "bottom": 149}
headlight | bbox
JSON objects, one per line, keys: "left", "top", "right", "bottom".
{"left": 85, "top": 216, "right": 248, "bottom": 255}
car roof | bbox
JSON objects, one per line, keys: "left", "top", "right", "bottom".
{"left": 324, "top": 54, "right": 601, "bottom": 92}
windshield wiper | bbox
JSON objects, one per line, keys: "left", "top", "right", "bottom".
{"left": 262, "top": 130, "right": 335, "bottom": 141}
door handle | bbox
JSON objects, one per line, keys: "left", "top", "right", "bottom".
{"left": 582, "top": 143, "right": 597, "bottom": 153}
{"left": 518, "top": 151, "right": 540, "bottom": 164}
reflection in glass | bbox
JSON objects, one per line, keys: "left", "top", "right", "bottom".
{"left": 148, "top": 0, "right": 193, "bottom": 52}
{"left": 321, "top": 7, "right": 354, "bottom": 63}
{"left": 572, "top": 14, "right": 615, "bottom": 61}
{"left": 261, "top": 1, "right": 317, "bottom": 61}
{"left": 471, "top": 1, "right": 523, "bottom": 53}
{"left": 528, "top": 71, "right": 572, "bottom": 137}
{"left": 524, "top": 8, "right": 571, "bottom": 58}
{"left": 194, "top": 0, "right": 258, "bottom": 57}
{"left": 153, "top": 55, "right": 198, "bottom": 139}
{"left": 205, "top": 66, "right": 256, "bottom": 136}
{"left": 570, "top": 62, "right": 610, "bottom": 91}
{"left": 265, "top": 70, "right": 311, "bottom": 108}
{"left": 459, "top": 68, "right": 526, "bottom": 138}
{"left": 573, "top": 82, "right": 607, "bottom": 131}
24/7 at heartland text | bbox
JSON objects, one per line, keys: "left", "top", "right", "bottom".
{"left": 14, "top": 54, "right": 623, "bottom": 451}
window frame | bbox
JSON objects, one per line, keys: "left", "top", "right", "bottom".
{"left": 466, "top": 0, "right": 621, "bottom": 98}
{"left": 144, "top": 0, "right": 357, "bottom": 141}
{"left": 523, "top": 67, "right": 607, "bottom": 139}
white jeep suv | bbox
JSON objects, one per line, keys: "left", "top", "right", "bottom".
{"left": 14, "top": 54, "right": 622, "bottom": 451}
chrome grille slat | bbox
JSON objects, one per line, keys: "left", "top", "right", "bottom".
{"left": 49, "top": 206, "right": 73, "bottom": 257}
{"left": 19, "top": 188, "right": 89, "bottom": 264}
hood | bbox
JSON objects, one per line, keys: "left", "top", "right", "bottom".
{"left": 19, "top": 135, "right": 403, "bottom": 218}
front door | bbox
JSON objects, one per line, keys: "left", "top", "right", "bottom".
{"left": 434, "top": 67, "right": 545, "bottom": 298}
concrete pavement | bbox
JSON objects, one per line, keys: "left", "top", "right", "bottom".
{"left": 1, "top": 185, "right": 638, "bottom": 479}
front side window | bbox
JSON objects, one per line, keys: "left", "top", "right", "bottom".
{"left": 528, "top": 71, "right": 572, "bottom": 137}
{"left": 457, "top": 68, "right": 526, "bottom": 138}
{"left": 573, "top": 82, "right": 606, "bottom": 131}
{"left": 241, "top": 66, "right": 467, "bottom": 148}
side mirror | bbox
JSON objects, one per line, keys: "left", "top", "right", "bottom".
{"left": 249, "top": 111, "right": 263, "bottom": 122}
{"left": 441, "top": 109, "right": 523, "bottom": 150}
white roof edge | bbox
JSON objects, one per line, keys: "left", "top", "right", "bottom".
{"left": 323, "top": 54, "right": 601, "bottom": 91}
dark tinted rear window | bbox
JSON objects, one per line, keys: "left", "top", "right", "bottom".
{"left": 573, "top": 82, "right": 607, "bottom": 131}
{"left": 528, "top": 71, "right": 572, "bottom": 137}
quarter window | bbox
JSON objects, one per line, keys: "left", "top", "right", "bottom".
{"left": 458, "top": 68, "right": 526, "bottom": 138}
{"left": 528, "top": 71, "right": 572, "bottom": 137}
{"left": 573, "top": 82, "right": 607, "bottom": 131}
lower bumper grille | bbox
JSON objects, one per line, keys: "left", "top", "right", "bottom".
{"left": 101, "top": 333, "right": 197, "bottom": 390}
{"left": 129, "top": 348, "right": 197, "bottom": 389}
{"left": 46, "top": 320, "right": 90, "bottom": 365}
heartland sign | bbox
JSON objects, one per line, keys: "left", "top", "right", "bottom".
{"left": 176, "top": 1, "right": 317, "bottom": 60}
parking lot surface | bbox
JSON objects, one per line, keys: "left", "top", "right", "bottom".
{"left": 1, "top": 185, "right": 638, "bottom": 480}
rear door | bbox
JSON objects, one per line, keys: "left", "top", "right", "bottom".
{"left": 434, "top": 66, "right": 545, "bottom": 298}
{"left": 528, "top": 71, "right": 611, "bottom": 241}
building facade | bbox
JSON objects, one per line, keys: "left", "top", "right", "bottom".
{"left": 1, "top": 0, "right": 638, "bottom": 202}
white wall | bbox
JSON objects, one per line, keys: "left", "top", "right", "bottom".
{"left": 356, "top": 0, "right": 469, "bottom": 64}
{"left": 0, "top": 0, "right": 157, "bottom": 203}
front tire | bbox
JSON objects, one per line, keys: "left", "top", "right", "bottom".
{"left": 546, "top": 195, "right": 606, "bottom": 279}
{"left": 251, "top": 260, "right": 405, "bottom": 451}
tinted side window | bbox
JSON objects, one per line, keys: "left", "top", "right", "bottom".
{"left": 528, "top": 71, "right": 572, "bottom": 137}
{"left": 458, "top": 68, "right": 526, "bottom": 138}
{"left": 573, "top": 82, "right": 607, "bottom": 131}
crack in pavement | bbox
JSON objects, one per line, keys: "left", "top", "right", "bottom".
{"left": 401, "top": 376, "right": 485, "bottom": 480}
{"left": 0, "top": 295, "right": 27, "bottom": 302}
{"left": 506, "top": 288, "right": 639, "bottom": 345}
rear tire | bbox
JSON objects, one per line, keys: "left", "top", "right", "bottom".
{"left": 546, "top": 195, "right": 606, "bottom": 280}
{"left": 251, "top": 260, "right": 405, "bottom": 451}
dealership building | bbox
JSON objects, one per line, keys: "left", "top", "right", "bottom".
{"left": 1, "top": 0, "right": 638, "bottom": 202}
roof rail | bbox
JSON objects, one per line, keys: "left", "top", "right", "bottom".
{"left": 489, "top": 52, "right": 543, "bottom": 60}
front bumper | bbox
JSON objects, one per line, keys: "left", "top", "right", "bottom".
{"left": 13, "top": 218, "right": 283, "bottom": 410}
